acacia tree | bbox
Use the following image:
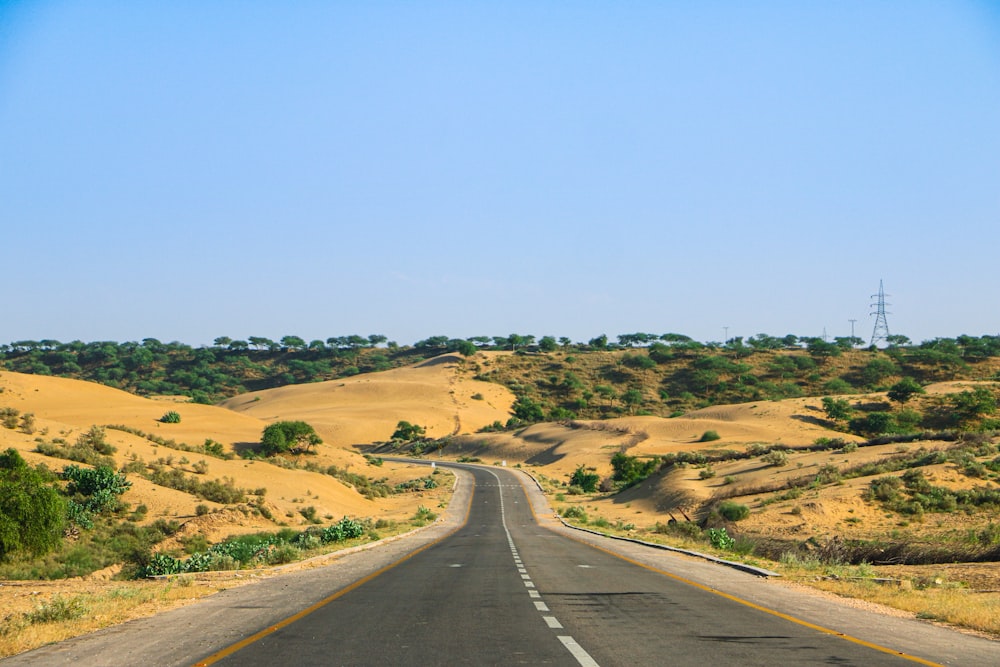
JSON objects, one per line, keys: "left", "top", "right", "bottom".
{"left": 391, "top": 421, "right": 426, "bottom": 443}
{"left": 822, "top": 396, "right": 853, "bottom": 421}
{"left": 260, "top": 421, "right": 322, "bottom": 455}
{"left": 887, "top": 377, "right": 924, "bottom": 404}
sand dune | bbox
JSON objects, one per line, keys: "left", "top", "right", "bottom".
{"left": 0, "top": 371, "right": 450, "bottom": 537}
{"left": 219, "top": 353, "right": 515, "bottom": 447}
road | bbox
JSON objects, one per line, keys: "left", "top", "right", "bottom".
{"left": 6, "top": 463, "right": 997, "bottom": 666}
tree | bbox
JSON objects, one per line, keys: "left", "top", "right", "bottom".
{"left": 280, "top": 335, "right": 306, "bottom": 351}
{"left": 886, "top": 334, "right": 911, "bottom": 348}
{"left": 887, "top": 377, "right": 924, "bottom": 404}
{"left": 821, "top": 396, "right": 853, "bottom": 421}
{"left": 213, "top": 336, "right": 232, "bottom": 348}
{"left": 0, "top": 449, "right": 66, "bottom": 560}
{"left": 834, "top": 336, "right": 864, "bottom": 350}
{"left": 391, "top": 421, "right": 426, "bottom": 442}
{"left": 454, "top": 340, "right": 478, "bottom": 357}
{"left": 260, "top": 421, "right": 322, "bottom": 455}
{"left": 588, "top": 334, "right": 609, "bottom": 350}
{"left": 806, "top": 338, "right": 841, "bottom": 358}
{"left": 949, "top": 387, "right": 997, "bottom": 428}
{"left": 849, "top": 411, "right": 896, "bottom": 437}
{"left": 512, "top": 396, "right": 544, "bottom": 422}
{"left": 248, "top": 336, "right": 274, "bottom": 351}
{"left": 538, "top": 336, "right": 558, "bottom": 352}
{"left": 861, "top": 358, "right": 899, "bottom": 387}
{"left": 621, "top": 388, "right": 644, "bottom": 414}
{"left": 595, "top": 385, "right": 617, "bottom": 406}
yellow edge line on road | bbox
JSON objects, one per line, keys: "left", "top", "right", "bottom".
{"left": 502, "top": 468, "right": 942, "bottom": 667}
{"left": 568, "top": 534, "right": 944, "bottom": 667}
{"left": 190, "top": 476, "right": 473, "bottom": 667}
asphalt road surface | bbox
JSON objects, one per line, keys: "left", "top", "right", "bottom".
{"left": 6, "top": 463, "right": 998, "bottom": 666}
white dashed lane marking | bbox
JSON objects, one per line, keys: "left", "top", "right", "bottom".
{"left": 490, "top": 469, "right": 601, "bottom": 667}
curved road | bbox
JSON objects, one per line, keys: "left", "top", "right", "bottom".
{"left": 6, "top": 463, "right": 997, "bottom": 666}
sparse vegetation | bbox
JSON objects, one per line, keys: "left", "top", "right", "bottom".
{"left": 158, "top": 411, "right": 181, "bottom": 424}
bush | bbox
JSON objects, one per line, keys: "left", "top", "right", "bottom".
{"left": 159, "top": 411, "right": 181, "bottom": 424}
{"left": 717, "top": 501, "right": 750, "bottom": 521}
{"left": 561, "top": 505, "right": 588, "bottom": 522}
{"left": 77, "top": 426, "right": 115, "bottom": 455}
{"left": 26, "top": 595, "right": 89, "bottom": 624}
{"left": 391, "top": 420, "right": 426, "bottom": 443}
{"left": 0, "top": 407, "right": 19, "bottom": 430}
{"left": 708, "top": 527, "right": 736, "bottom": 550}
{"left": 699, "top": 430, "right": 721, "bottom": 442}
{"left": 610, "top": 453, "right": 659, "bottom": 488}
{"left": 569, "top": 465, "right": 600, "bottom": 493}
{"left": 762, "top": 450, "right": 789, "bottom": 467}
{"left": 412, "top": 506, "right": 437, "bottom": 525}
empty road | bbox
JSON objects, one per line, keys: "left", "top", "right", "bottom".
{"left": 6, "top": 463, "right": 997, "bottom": 666}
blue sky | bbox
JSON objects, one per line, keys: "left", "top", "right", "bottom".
{"left": 2, "top": 1, "right": 999, "bottom": 347}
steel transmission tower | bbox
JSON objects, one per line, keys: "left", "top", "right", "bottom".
{"left": 870, "top": 280, "right": 891, "bottom": 346}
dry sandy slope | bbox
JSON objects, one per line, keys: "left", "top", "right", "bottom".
{"left": 218, "top": 353, "right": 515, "bottom": 447}
{"left": 448, "top": 394, "right": 865, "bottom": 480}
{"left": 0, "top": 371, "right": 444, "bottom": 532}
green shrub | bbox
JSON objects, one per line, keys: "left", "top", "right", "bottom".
{"left": 699, "top": 430, "right": 721, "bottom": 442}
{"left": 0, "top": 407, "right": 20, "bottom": 430}
{"left": 561, "top": 505, "right": 588, "bottom": 523}
{"left": 159, "top": 411, "right": 181, "bottom": 424}
{"left": 569, "top": 465, "right": 600, "bottom": 493}
{"left": 708, "top": 527, "right": 736, "bottom": 550}
{"left": 610, "top": 453, "right": 659, "bottom": 488}
{"left": 762, "top": 450, "right": 788, "bottom": 467}
{"left": 26, "top": 595, "right": 89, "bottom": 624}
{"left": 717, "top": 501, "right": 750, "bottom": 521}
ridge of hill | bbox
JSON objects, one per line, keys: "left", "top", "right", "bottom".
{"left": 3, "top": 336, "right": 1000, "bottom": 413}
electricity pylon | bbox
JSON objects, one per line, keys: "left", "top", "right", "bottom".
{"left": 870, "top": 280, "right": 891, "bottom": 347}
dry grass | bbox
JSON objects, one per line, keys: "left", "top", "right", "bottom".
{"left": 802, "top": 576, "right": 1000, "bottom": 637}
{"left": 0, "top": 577, "right": 222, "bottom": 658}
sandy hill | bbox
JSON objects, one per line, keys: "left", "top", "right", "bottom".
{"left": 3, "top": 360, "right": 995, "bottom": 559}
{"left": 218, "top": 353, "right": 515, "bottom": 447}
{"left": 0, "top": 371, "right": 446, "bottom": 539}
{"left": 445, "top": 394, "right": 867, "bottom": 479}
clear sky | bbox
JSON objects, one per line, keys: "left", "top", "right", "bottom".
{"left": 2, "top": 1, "right": 999, "bottom": 347}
